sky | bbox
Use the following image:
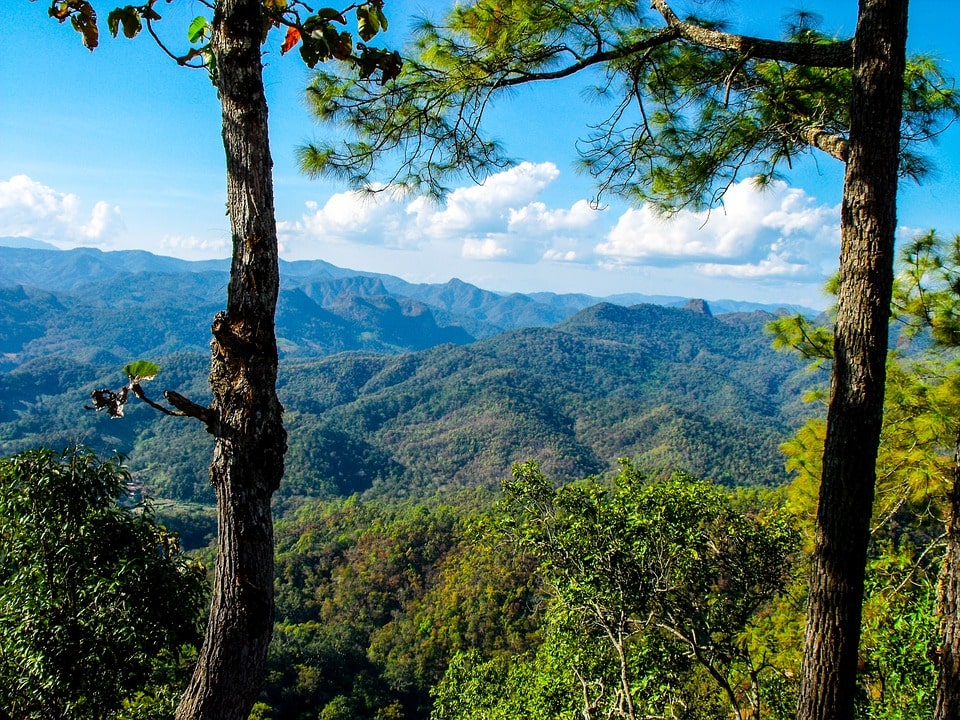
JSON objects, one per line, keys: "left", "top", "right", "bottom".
{"left": 2, "top": 1, "right": 960, "bottom": 309}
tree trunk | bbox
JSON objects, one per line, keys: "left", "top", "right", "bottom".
{"left": 795, "top": 2, "right": 907, "bottom": 720}
{"left": 934, "top": 426, "right": 960, "bottom": 719}
{"left": 175, "top": 0, "right": 287, "bottom": 717}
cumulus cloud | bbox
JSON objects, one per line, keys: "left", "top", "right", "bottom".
{"left": 409, "top": 161, "right": 561, "bottom": 239}
{"left": 82, "top": 201, "right": 123, "bottom": 239}
{"left": 596, "top": 178, "right": 840, "bottom": 279}
{"left": 278, "top": 186, "right": 413, "bottom": 253}
{"left": 0, "top": 174, "right": 124, "bottom": 243}
{"left": 279, "top": 168, "right": 841, "bottom": 290}
{"left": 281, "top": 162, "right": 606, "bottom": 264}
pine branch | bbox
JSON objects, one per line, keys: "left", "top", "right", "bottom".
{"left": 493, "top": 27, "right": 680, "bottom": 88}
{"left": 799, "top": 126, "right": 849, "bottom": 162}
{"left": 650, "top": 0, "right": 853, "bottom": 68}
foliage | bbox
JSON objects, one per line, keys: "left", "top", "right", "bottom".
{"left": 264, "top": 491, "right": 539, "bottom": 719}
{"left": 775, "top": 229, "right": 960, "bottom": 716}
{"left": 302, "top": 3, "right": 957, "bottom": 203}
{"left": 0, "top": 446, "right": 207, "bottom": 719}
{"left": 778, "top": 232, "right": 960, "bottom": 540}
{"left": 436, "top": 461, "right": 801, "bottom": 720}
{"left": 39, "top": 0, "right": 402, "bottom": 84}
{"left": 88, "top": 359, "right": 164, "bottom": 419}
{"left": 857, "top": 540, "right": 939, "bottom": 720}
{"left": 1, "top": 302, "right": 821, "bottom": 505}
{"left": 896, "top": 230, "right": 960, "bottom": 346}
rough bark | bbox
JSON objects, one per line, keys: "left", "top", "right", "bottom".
{"left": 795, "top": 2, "right": 908, "bottom": 720}
{"left": 174, "top": 0, "right": 287, "bottom": 717}
{"left": 799, "top": 127, "right": 849, "bottom": 163}
{"left": 935, "top": 427, "right": 960, "bottom": 719}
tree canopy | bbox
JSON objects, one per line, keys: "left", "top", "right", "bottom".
{"left": 297, "top": 4, "right": 958, "bottom": 718}
{"left": 301, "top": 0, "right": 956, "bottom": 206}
{"left": 0, "top": 446, "right": 207, "bottom": 719}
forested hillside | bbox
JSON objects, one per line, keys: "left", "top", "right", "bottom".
{"left": 3, "top": 245, "right": 946, "bottom": 720}
{"left": 277, "top": 302, "right": 817, "bottom": 500}
{"left": 0, "top": 293, "right": 820, "bottom": 506}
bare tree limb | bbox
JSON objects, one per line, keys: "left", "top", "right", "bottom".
{"left": 799, "top": 126, "right": 850, "bottom": 162}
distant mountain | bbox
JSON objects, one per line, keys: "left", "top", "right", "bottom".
{"left": 0, "top": 237, "right": 60, "bottom": 251}
{"left": 0, "top": 245, "right": 229, "bottom": 291}
{"left": 286, "top": 303, "right": 819, "bottom": 496}
{"left": 0, "top": 245, "right": 817, "bottom": 371}
{"left": 0, "top": 245, "right": 825, "bottom": 503}
{"left": 0, "top": 300, "right": 822, "bottom": 504}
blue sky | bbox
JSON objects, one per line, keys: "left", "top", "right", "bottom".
{"left": 2, "top": 1, "right": 960, "bottom": 308}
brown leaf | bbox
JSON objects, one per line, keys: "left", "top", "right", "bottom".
{"left": 68, "top": 1, "right": 99, "bottom": 49}
{"left": 281, "top": 26, "right": 301, "bottom": 55}
{"left": 88, "top": 387, "right": 129, "bottom": 418}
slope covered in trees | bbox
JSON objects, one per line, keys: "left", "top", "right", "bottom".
{"left": 0, "top": 301, "right": 820, "bottom": 505}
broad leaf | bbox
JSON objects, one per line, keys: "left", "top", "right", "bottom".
{"left": 299, "top": 36, "right": 328, "bottom": 68}
{"left": 356, "top": 6, "right": 379, "bottom": 42}
{"left": 281, "top": 26, "right": 301, "bottom": 55}
{"left": 123, "top": 359, "right": 161, "bottom": 382}
{"left": 317, "top": 8, "right": 347, "bottom": 25}
{"left": 187, "top": 15, "right": 209, "bottom": 45}
{"left": 108, "top": 7, "right": 142, "bottom": 39}
{"left": 373, "top": 5, "right": 388, "bottom": 32}
{"left": 69, "top": 1, "right": 99, "bottom": 49}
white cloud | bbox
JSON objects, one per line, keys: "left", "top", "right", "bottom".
{"left": 81, "top": 201, "right": 123, "bottom": 239}
{"left": 596, "top": 178, "right": 840, "bottom": 279}
{"left": 411, "top": 162, "right": 561, "bottom": 239}
{"left": 0, "top": 175, "right": 124, "bottom": 242}
{"left": 698, "top": 255, "right": 810, "bottom": 279}
{"left": 278, "top": 169, "right": 841, "bottom": 295}
{"left": 279, "top": 186, "right": 413, "bottom": 251}
{"left": 281, "top": 162, "right": 605, "bottom": 264}
{"left": 462, "top": 236, "right": 511, "bottom": 260}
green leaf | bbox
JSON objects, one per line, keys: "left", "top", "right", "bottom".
{"left": 187, "top": 15, "right": 209, "bottom": 45}
{"left": 123, "top": 360, "right": 161, "bottom": 382}
{"left": 299, "top": 40, "right": 324, "bottom": 68}
{"left": 356, "top": 6, "right": 379, "bottom": 42}
{"left": 107, "top": 7, "right": 143, "bottom": 40}
{"left": 107, "top": 7, "right": 122, "bottom": 37}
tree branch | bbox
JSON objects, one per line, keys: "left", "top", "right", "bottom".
{"left": 110, "top": 382, "right": 220, "bottom": 433}
{"left": 164, "top": 390, "right": 220, "bottom": 434}
{"left": 493, "top": 27, "right": 680, "bottom": 88}
{"left": 650, "top": 0, "right": 853, "bottom": 68}
{"left": 799, "top": 126, "right": 850, "bottom": 162}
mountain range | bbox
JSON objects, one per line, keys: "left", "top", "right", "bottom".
{"left": 0, "top": 241, "right": 824, "bottom": 503}
{"left": 0, "top": 242, "right": 814, "bottom": 369}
